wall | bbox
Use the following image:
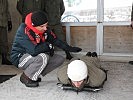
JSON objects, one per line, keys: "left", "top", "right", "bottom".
{"left": 62, "top": 25, "right": 133, "bottom": 53}
{"left": 104, "top": 26, "right": 133, "bottom": 53}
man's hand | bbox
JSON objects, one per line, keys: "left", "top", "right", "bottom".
{"left": 8, "top": 21, "right": 12, "bottom": 31}
{"left": 49, "top": 44, "right": 54, "bottom": 56}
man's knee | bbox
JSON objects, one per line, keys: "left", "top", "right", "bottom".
{"left": 37, "top": 53, "right": 49, "bottom": 63}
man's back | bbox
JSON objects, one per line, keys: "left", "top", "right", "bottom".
{"left": 44, "top": 0, "right": 65, "bottom": 25}
{"left": 57, "top": 55, "right": 107, "bottom": 88}
{"left": 16, "top": 0, "right": 45, "bottom": 22}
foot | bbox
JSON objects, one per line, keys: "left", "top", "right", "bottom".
{"left": 20, "top": 73, "right": 39, "bottom": 87}
{"left": 129, "top": 61, "right": 133, "bottom": 65}
{"left": 91, "top": 52, "right": 98, "bottom": 57}
{"left": 86, "top": 52, "right": 91, "bottom": 57}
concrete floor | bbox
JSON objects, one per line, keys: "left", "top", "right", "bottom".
{"left": 0, "top": 65, "right": 22, "bottom": 75}
{"left": 0, "top": 60, "right": 133, "bottom": 100}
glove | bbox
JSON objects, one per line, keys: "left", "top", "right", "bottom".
{"left": 68, "top": 46, "right": 82, "bottom": 52}
{"left": 8, "top": 21, "right": 12, "bottom": 31}
{"left": 49, "top": 44, "right": 54, "bottom": 57}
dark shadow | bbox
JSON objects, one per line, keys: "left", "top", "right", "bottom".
{"left": 0, "top": 74, "right": 16, "bottom": 83}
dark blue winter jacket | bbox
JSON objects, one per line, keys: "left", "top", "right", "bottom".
{"left": 10, "top": 23, "right": 70, "bottom": 67}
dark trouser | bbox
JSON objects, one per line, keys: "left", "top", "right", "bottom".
{"left": 0, "top": 26, "right": 8, "bottom": 54}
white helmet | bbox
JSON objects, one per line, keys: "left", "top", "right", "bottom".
{"left": 67, "top": 60, "right": 88, "bottom": 81}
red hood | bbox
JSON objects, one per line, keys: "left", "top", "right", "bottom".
{"left": 25, "top": 13, "right": 44, "bottom": 35}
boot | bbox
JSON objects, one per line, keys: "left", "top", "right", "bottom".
{"left": 86, "top": 52, "right": 91, "bottom": 57}
{"left": 129, "top": 61, "right": 133, "bottom": 65}
{"left": 65, "top": 51, "right": 73, "bottom": 60}
{"left": 91, "top": 52, "right": 98, "bottom": 57}
{"left": 20, "top": 73, "right": 39, "bottom": 87}
{"left": 1, "top": 53, "right": 12, "bottom": 65}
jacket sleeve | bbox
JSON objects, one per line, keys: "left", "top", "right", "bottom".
{"left": 53, "top": 39, "right": 71, "bottom": 51}
{"left": 20, "top": 40, "right": 50, "bottom": 56}
{"left": 46, "top": 29, "right": 70, "bottom": 51}
{"left": 46, "top": 29, "right": 82, "bottom": 52}
{"left": 16, "top": 31, "right": 51, "bottom": 56}
{"left": 16, "top": 0, "right": 23, "bottom": 15}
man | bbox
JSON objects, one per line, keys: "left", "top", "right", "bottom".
{"left": 16, "top": 0, "right": 73, "bottom": 60}
{"left": 57, "top": 52, "right": 107, "bottom": 93}
{"left": 16, "top": 0, "right": 45, "bottom": 22}
{"left": 43, "top": 0, "right": 65, "bottom": 41}
{"left": 129, "top": 3, "right": 133, "bottom": 65}
{"left": 43, "top": 0, "right": 74, "bottom": 60}
{"left": 10, "top": 11, "right": 82, "bottom": 87}
{"left": 0, "top": 0, "right": 12, "bottom": 65}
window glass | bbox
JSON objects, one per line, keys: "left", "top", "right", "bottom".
{"left": 104, "top": 0, "right": 132, "bottom": 21}
{"left": 62, "top": 0, "right": 97, "bottom": 22}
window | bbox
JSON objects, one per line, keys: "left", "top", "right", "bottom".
{"left": 62, "top": 0, "right": 132, "bottom": 22}
{"left": 62, "top": 0, "right": 97, "bottom": 22}
{"left": 104, "top": 0, "right": 132, "bottom": 22}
